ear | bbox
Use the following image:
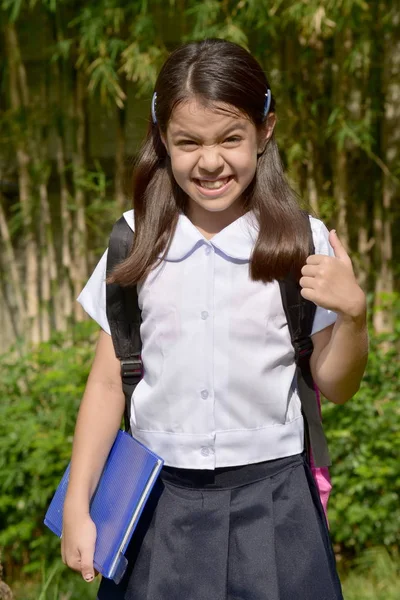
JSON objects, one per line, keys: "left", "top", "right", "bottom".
{"left": 160, "top": 131, "right": 170, "bottom": 156}
{"left": 257, "top": 112, "right": 276, "bottom": 154}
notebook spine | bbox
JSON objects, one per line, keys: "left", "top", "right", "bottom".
{"left": 108, "top": 458, "right": 163, "bottom": 582}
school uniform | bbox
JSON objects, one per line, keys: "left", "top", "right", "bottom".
{"left": 78, "top": 210, "right": 344, "bottom": 600}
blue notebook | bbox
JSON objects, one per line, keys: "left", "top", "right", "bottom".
{"left": 44, "top": 430, "right": 164, "bottom": 584}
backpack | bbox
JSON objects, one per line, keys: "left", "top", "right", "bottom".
{"left": 105, "top": 215, "right": 332, "bottom": 516}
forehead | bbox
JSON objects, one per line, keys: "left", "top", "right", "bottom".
{"left": 167, "top": 98, "right": 253, "bottom": 137}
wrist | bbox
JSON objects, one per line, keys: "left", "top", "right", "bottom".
{"left": 337, "top": 306, "right": 367, "bottom": 330}
{"left": 64, "top": 490, "right": 91, "bottom": 514}
{"left": 337, "top": 289, "right": 367, "bottom": 324}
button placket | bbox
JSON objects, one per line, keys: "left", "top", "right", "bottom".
{"left": 198, "top": 240, "right": 216, "bottom": 465}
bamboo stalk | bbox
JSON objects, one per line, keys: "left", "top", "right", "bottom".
{"left": 306, "top": 139, "right": 319, "bottom": 215}
{"left": 55, "top": 130, "right": 74, "bottom": 330}
{"left": 72, "top": 68, "right": 88, "bottom": 321}
{"left": 332, "top": 27, "right": 350, "bottom": 248}
{"left": 115, "top": 78, "right": 128, "bottom": 211}
{"left": 0, "top": 200, "right": 26, "bottom": 324}
{"left": 4, "top": 23, "right": 40, "bottom": 345}
{"left": 373, "top": 12, "right": 399, "bottom": 335}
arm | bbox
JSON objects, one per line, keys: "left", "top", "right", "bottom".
{"left": 301, "top": 230, "right": 369, "bottom": 405}
{"left": 310, "top": 314, "right": 368, "bottom": 404}
{"left": 66, "top": 330, "right": 125, "bottom": 505}
{"left": 62, "top": 329, "right": 125, "bottom": 581}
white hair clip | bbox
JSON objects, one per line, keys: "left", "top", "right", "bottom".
{"left": 151, "top": 92, "right": 158, "bottom": 125}
{"left": 263, "top": 89, "right": 272, "bottom": 119}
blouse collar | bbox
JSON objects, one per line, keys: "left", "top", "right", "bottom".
{"left": 123, "top": 209, "right": 258, "bottom": 262}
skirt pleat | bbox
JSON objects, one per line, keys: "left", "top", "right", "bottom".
{"left": 97, "top": 453, "right": 343, "bottom": 600}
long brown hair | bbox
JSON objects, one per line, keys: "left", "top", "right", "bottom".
{"left": 110, "top": 39, "right": 310, "bottom": 286}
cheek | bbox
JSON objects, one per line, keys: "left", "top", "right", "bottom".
{"left": 170, "top": 153, "right": 195, "bottom": 184}
{"left": 234, "top": 147, "right": 258, "bottom": 180}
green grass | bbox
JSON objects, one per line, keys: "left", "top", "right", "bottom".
{"left": 11, "top": 561, "right": 99, "bottom": 600}
{"left": 340, "top": 548, "right": 400, "bottom": 600}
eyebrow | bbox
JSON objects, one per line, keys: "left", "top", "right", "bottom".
{"left": 170, "top": 122, "right": 248, "bottom": 140}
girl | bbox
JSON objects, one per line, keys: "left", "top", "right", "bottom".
{"left": 62, "top": 39, "right": 368, "bottom": 600}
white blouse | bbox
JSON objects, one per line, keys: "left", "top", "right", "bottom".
{"left": 78, "top": 210, "right": 336, "bottom": 469}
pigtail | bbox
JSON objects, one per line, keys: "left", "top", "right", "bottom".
{"left": 250, "top": 136, "right": 311, "bottom": 283}
{"left": 109, "top": 124, "right": 181, "bottom": 286}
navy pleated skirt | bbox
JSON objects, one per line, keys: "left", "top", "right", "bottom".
{"left": 97, "top": 452, "right": 343, "bottom": 600}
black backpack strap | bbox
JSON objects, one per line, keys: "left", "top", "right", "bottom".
{"left": 106, "top": 216, "right": 141, "bottom": 432}
{"left": 278, "top": 220, "right": 331, "bottom": 468}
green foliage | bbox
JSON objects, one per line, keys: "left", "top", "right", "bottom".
{"left": 324, "top": 318, "right": 400, "bottom": 553}
{"left": 11, "top": 559, "right": 99, "bottom": 600}
{"left": 0, "top": 321, "right": 98, "bottom": 570}
{"left": 340, "top": 547, "right": 400, "bottom": 600}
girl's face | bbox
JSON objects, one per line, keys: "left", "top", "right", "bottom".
{"left": 162, "top": 98, "right": 275, "bottom": 224}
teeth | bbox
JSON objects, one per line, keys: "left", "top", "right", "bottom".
{"left": 199, "top": 178, "right": 229, "bottom": 189}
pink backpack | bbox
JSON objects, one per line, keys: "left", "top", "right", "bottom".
{"left": 311, "top": 386, "right": 332, "bottom": 518}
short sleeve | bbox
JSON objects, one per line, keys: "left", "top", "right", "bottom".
{"left": 77, "top": 249, "right": 111, "bottom": 335}
{"left": 309, "top": 217, "right": 337, "bottom": 336}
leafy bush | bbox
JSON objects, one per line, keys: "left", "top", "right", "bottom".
{"left": 0, "top": 321, "right": 98, "bottom": 576}
{"left": 325, "top": 324, "right": 400, "bottom": 554}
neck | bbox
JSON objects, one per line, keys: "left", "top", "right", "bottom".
{"left": 186, "top": 201, "right": 245, "bottom": 240}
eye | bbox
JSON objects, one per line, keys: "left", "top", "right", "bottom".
{"left": 177, "top": 140, "right": 198, "bottom": 148}
{"left": 223, "top": 136, "right": 242, "bottom": 145}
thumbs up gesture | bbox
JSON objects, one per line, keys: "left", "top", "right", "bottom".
{"left": 299, "top": 230, "right": 366, "bottom": 318}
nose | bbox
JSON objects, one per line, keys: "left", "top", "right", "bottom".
{"left": 197, "top": 145, "right": 224, "bottom": 173}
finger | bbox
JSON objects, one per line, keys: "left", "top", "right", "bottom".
{"left": 299, "top": 276, "right": 316, "bottom": 289}
{"left": 305, "top": 254, "right": 326, "bottom": 265}
{"left": 300, "top": 287, "right": 317, "bottom": 303}
{"left": 80, "top": 547, "right": 95, "bottom": 582}
{"left": 301, "top": 264, "right": 318, "bottom": 277}
{"left": 65, "top": 552, "right": 82, "bottom": 573}
{"left": 329, "top": 230, "right": 351, "bottom": 263}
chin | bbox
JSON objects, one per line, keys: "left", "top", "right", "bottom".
{"left": 190, "top": 189, "right": 244, "bottom": 213}
{"left": 199, "top": 200, "right": 242, "bottom": 214}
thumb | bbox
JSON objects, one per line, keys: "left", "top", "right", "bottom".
{"left": 80, "top": 547, "right": 95, "bottom": 582}
{"left": 329, "top": 229, "right": 350, "bottom": 262}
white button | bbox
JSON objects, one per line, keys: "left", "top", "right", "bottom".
{"left": 201, "top": 311, "right": 209, "bottom": 320}
{"left": 205, "top": 246, "right": 211, "bottom": 255}
{"left": 200, "top": 390, "right": 209, "bottom": 399}
{"left": 201, "top": 447, "right": 210, "bottom": 457}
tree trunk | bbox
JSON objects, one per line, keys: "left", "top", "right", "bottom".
{"left": 306, "top": 139, "right": 319, "bottom": 215}
{"left": 0, "top": 194, "right": 25, "bottom": 343}
{"left": 72, "top": 68, "right": 88, "bottom": 321}
{"left": 56, "top": 130, "right": 74, "bottom": 330}
{"left": 115, "top": 85, "right": 128, "bottom": 211}
{"left": 4, "top": 23, "right": 40, "bottom": 345}
{"left": 38, "top": 178, "right": 57, "bottom": 340}
{"left": 373, "top": 11, "right": 399, "bottom": 334}
{"left": 332, "top": 27, "right": 351, "bottom": 248}
{"left": 0, "top": 193, "right": 26, "bottom": 326}
{"left": 34, "top": 70, "right": 60, "bottom": 337}
{"left": 356, "top": 201, "right": 372, "bottom": 291}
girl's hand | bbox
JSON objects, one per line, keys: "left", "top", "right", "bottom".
{"left": 61, "top": 504, "right": 98, "bottom": 583}
{"left": 299, "top": 230, "right": 366, "bottom": 319}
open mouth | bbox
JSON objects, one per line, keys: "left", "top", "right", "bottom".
{"left": 194, "top": 176, "right": 234, "bottom": 195}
